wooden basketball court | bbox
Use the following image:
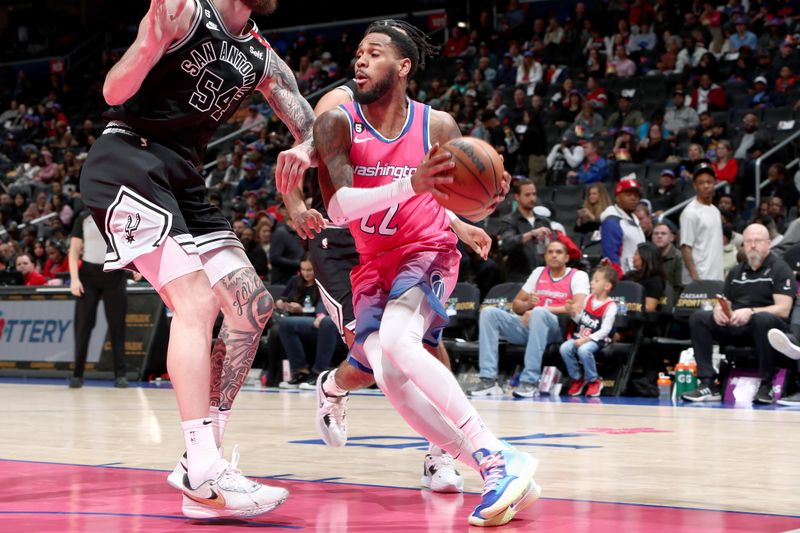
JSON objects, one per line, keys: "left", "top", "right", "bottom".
{"left": 1, "top": 378, "right": 799, "bottom": 532}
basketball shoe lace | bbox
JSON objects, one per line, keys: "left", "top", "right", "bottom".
{"left": 480, "top": 453, "right": 507, "bottom": 495}
{"left": 216, "top": 446, "right": 261, "bottom": 494}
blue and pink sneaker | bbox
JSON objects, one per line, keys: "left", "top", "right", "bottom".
{"left": 468, "top": 447, "right": 541, "bottom": 527}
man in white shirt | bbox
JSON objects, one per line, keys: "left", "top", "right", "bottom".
{"left": 680, "top": 163, "right": 725, "bottom": 284}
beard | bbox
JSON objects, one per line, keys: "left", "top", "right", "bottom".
{"left": 354, "top": 72, "right": 394, "bottom": 105}
{"left": 241, "top": 0, "right": 277, "bottom": 15}
{"left": 747, "top": 250, "right": 766, "bottom": 270}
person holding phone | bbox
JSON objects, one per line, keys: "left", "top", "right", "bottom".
{"left": 681, "top": 223, "right": 796, "bottom": 405}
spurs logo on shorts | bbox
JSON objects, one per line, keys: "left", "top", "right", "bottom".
{"left": 104, "top": 186, "right": 173, "bottom": 270}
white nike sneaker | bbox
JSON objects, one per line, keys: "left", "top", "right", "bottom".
{"left": 315, "top": 370, "right": 348, "bottom": 447}
{"left": 167, "top": 447, "right": 223, "bottom": 491}
{"left": 421, "top": 447, "right": 464, "bottom": 493}
{"left": 180, "top": 446, "right": 288, "bottom": 519}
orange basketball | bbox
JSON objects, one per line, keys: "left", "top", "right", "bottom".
{"left": 436, "top": 136, "right": 504, "bottom": 220}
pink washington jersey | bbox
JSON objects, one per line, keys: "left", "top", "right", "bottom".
{"left": 534, "top": 268, "right": 578, "bottom": 308}
{"left": 337, "top": 99, "right": 459, "bottom": 374}
{"left": 338, "top": 99, "right": 453, "bottom": 259}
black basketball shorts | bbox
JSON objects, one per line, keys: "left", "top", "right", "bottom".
{"left": 80, "top": 122, "right": 241, "bottom": 272}
{"left": 309, "top": 226, "right": 359, "bottom": 339}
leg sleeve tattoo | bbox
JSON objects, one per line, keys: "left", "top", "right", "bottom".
{"left": 210, "top": 267, "right": 274, "bottom": 410}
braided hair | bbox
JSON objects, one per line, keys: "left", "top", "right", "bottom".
{"left": 363, "top": 19, "right": 439, "bottom": 77}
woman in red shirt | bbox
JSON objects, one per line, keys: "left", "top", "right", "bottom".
{"left": 713, "top": 140, "right": 739, "bottom": 185}
{"left": 43, "top": 240, "right": 71, "bottom": 279}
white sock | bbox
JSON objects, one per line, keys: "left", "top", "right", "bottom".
{"left": 379, "top": 289, "right": 506, "bottom": 455}
{"left": 209, "top": 406, "right": 231, "bottom": 448}
{"left": 322, "top": 368, "right": 348, "bottom": 397}
{"left": 182, "top": 418, "right": 221, "bottom": 488}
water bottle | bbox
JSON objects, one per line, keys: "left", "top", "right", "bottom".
{"left": 657, "top": 373, "right": 672, "bottom": 399}
{"left": 302, "top": 294, "right": 314, "bottom": 313}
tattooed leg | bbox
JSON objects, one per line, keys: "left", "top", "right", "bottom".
{"left": 212, "top": 266, "right": 274, "bottom": 411}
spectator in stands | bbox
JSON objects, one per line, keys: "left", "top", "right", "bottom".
{"left": 652, "top": 220, "right": 684, "bottom": 294}
{"left": 762, "top": 163, "right": 800, "bottom": 211}
{"left": 205, "top": 154, "right": 229, "bottom": 188}
{"left": 240, "top": 104, "right": 267, "bottom": 135}
{"left": 635, "top": 200, "right": 654, "bottom": 240}
{"left": 50, "top": 193, "right": 73, "bottom": 227}
{"left": 499, "top": 179, "right": 558, "bottom": 282}
{"left": 316, "top": 51, "right": 338, "bottom": 80}
{"left": 775, "top": 65, "right": 797, "bottom": 102}
{"left": 612, "top": 126, "right": 638, "bottom": 162}
{"left": 277, "top": 255, "right": 339, "bottom": 389}
{"left": 572, "top": 101, "right": 605, "bottom": 138}
{"left": 495, "top": 52, "right": 517, "bottom": 87}
{"left": 749, "top": 76, "right": 774, "bottom": 108}
{"left": 650, "top": 169, "right": 681, "bottom": 214}
{"left": 628, "top": 20, "right": 657, "bottom": 53}
{"left": 554, "top": 91, "right": 583, "bottom": 130}
{"left": 507, "top": 88, "right": 528, "bottom": 127}
{"left": 624, "top": 242, "right": 666, "bottom": 312}
{"left": 268, "top": 215, "right": 304, "bottom": 285}
{"left": 722, "top": 224, "right": 739, "bottom": 276}
{"left": 678, "top": 143, "right": 706, "bottom": 182}
{"left": 15, "top": 253, "right": 46, "bottom": 286}
{"left": 518, "top": 108, "right": 548, "bottom": 187}
{"left": 730, "top": 16, "right": 758, "bottom": 52}
{"left": 733, "top": 112, "right": 771, "bottom": 161}
{"left": 546, "top": 130, "right": 584, "bottom": 180}
{"left": 636, "top": 123, "right": 672, "bottom": 163}
{"left": 770, "top": 195, "right": 788, "bottom": 234}
{"left": 676, "top": 35, "right": 708, "bottom": 73}
{"left": 516, "top": 50, "right": 543, "bottom": 95}
{"left": 776, "top": 39, "right": 800, "bottom": 73}
{"left": 606, "top": 90, "right": 645, "bottom": 132}
{"left": 691, "top": 74, "right": 728, "bottom": 114}
{"left": 584, "top": 47, "right": 606, "bottom": 79}
{"left": 681, "top": 164, "right": 725, "bottom": 284}
{"left": 584, "top": 76, "right": 608, "bottom": 109}
{"left": 249, "top": 218, "right": 272, "bottom": 280}
{"left": 567, "top": 140, "right": 610, "bottom": 185}
{"left": 712, "top": 140, "right": 738, "bottom": 185}
{"left": 22, "top": 191, "right": 51, "bottom": 223}
{"left": 43, "top": 240, "right": 69, "bottom": 280}
{"left": 575, "top": 182, "right": 612, "bottom": 243}
{"left": 560, "top": 265, "right": 618, "bottom": 398}
{"left": 610, "top": 45, "right": 636, "bottom": 77}
{"left": 664, "top": 89, "right": 700, "bottom": 137}
{"left": 600, "top": 177, "right": 646, "bottom": 275}
{"left": 682, "top": 223, "right": 795, "bottom": 404}
{"left": 235, "top": 160, "right": 266, "bottom": 197}
{"left": 470, "top": 240, "right": 590, "bottom": 398}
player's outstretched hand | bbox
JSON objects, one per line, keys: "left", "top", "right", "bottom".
{"left": 276, "top": 145, "right": 313, "bottom": 195}
{"left": 293, "top": 209, "right": 328, "bottom": 240}
{"left": 411, "top": 143, "right": 454, "bottom": 200}
{"left": 147, "top": 0, "right": 188, "bottom": 45}
{"left": 452, "top": 219, "right": 491, "bottom": 260}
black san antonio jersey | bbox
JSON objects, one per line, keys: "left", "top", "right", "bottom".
{"left": 104, "top": 0, "right": 271, "bottom": 165}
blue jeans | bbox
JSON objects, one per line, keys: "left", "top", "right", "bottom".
{"left": 278, "top": 315, "right": 340, "bottom": 374}
{"left": 559, "top": 338, "right": 600, "bottom": 382}
{"left": 478, "top": 306, "right": 563, "bottom": 384}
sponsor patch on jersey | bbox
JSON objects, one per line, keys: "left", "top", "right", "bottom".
{"left": 248, "top": 46, "right": 264, "bottom": 60}
{"left": 354, "top": 123, "right": 364, "bottom": 134}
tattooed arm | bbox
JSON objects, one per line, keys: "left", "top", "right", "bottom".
{"left": 259, "top": 49, "right": 317, "bottom": 195}
{"left": 314, "top": 107, "right": 456, "bottom": 225}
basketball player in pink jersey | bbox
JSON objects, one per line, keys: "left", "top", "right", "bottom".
{"left": 310, "top": 22, "right": 541, "bottom": 526}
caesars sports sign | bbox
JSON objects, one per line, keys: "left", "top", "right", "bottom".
{"left": 0, "top": 300, "right": 106, "bottom": 362}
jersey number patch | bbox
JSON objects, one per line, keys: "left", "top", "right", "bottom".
{"left": 360, "top": 204, "right": 399, "bottom": 236}
{"left": 189, "top": 70, "right": 239, "bottom": 121}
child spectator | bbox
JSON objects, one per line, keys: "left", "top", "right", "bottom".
{"left": 560, "top": 265, "right": 619, "bottom": 397}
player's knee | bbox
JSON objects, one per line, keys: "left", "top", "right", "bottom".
{"left": 176, "top": 287, "right": 219, "bottom": 324}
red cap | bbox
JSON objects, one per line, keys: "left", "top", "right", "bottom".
{"left": 615, "top": 177, "right": 642, "bottom": 196}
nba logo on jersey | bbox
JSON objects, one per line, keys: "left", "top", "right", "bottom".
{"left": 430, "top": 271, "right": 446, "bottom": 300}
{"left": 354, "top": 123, "right": 364, "bottom": 134}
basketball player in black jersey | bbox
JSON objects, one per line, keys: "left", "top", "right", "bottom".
{"left": 80, "top": 0, "right": 315, "bottom": 519}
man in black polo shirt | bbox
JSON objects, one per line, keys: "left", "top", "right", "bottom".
{"left": 681, "top": 223, "right": 796, "bottom": 404}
